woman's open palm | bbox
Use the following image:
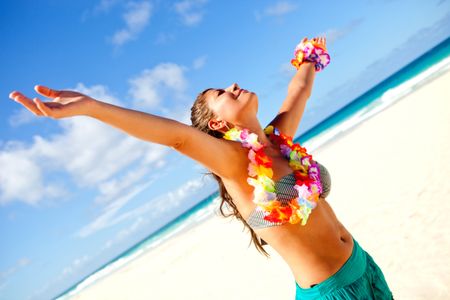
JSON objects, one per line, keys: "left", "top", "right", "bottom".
{"left": 9, "top": 85, "right": 94, "bottom": 119}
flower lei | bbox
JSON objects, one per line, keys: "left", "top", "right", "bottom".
{"left": 223, "top": 125, "right": 322, "bottom": 226}
{"left": 291, "top": 38, "right": 330, "bottom": 72}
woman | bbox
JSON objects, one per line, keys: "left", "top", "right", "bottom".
{"left": 9, "top": 37, "right": 393, "bottom": 299}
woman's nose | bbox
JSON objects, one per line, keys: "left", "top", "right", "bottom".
{"left": 229, "top": 83, "right": 240, "bottom": 91}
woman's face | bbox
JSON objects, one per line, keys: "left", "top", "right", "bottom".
{"left": 206, "top": 83, "right": 258, "bottom": 130}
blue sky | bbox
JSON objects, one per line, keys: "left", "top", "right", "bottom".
{"left": 1, "top": 1, "right": 449, "bottom": 299}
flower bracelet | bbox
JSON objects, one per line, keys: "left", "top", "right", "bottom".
{"left": 291, "top": 38, "right": 331, "bottom": 72}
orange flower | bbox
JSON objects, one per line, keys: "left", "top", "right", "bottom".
{"left": 264, "top": 206, "right": 292, "bottom": 223}
{"left": 254, "top": 148, "right": 272, "bottom": 167}
{"left": 294, "top": 170, "right": 310, "bottom": 180}
{"left": 260, "top": 200, "right": 293, "bottom": 223}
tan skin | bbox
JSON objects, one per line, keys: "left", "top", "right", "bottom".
{"left": 10, "top": 37, "right": 354, "bottom": 289}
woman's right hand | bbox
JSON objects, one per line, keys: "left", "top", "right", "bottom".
{"left": 310, "top": 36, "right": 327, "bottom": 48}
{"left": 9, "top": 85, "right": 96, "bottom": 119}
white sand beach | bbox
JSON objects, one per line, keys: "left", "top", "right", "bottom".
{"left": 70, "top": 69, "right": 450, "bottom": 300}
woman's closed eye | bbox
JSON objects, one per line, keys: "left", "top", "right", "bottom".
{"left": 216, "top": 89, "right": 226, "bottom": 98}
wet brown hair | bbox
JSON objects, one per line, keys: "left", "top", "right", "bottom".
{"left": 190, "top": 88, "right": 269, "bottom": 257}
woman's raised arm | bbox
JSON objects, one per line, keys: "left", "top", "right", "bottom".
{"left": 267, "top": 37, "right": 327, "bottom": 137}
{"left": 9, "top": 85, "right": 239, "bottom": 178}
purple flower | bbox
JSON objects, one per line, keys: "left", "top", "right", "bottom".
{"left": 301, "top": 156, "right": 312, "bottom": 167}
{"left": 310, "top": 174, "right": 320, "bottom": 181}
{"left": 280, "top": 144, "right": 291, "bottom": 157}
{"left": 308, "top": 165, "right": 319, "bottom": 175}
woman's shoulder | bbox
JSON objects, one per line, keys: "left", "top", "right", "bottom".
{"left": 174, "top": 126, "right": 248, "bottom": 180}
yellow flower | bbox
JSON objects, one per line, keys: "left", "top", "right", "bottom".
{"left": 223, "top": 128, "right": 240, "bottom": 141}
{"left": 289, "top": 213, "right": 301, "bottom": 224}
{"left": 258, "top": 166, "right": 273, "bottom": 178}
{"left": 258, "top": 175, "right": 275, "bottom": 192}
{"left": 264, "top": 125, "right": 274, "bottom": 135}
{"left": 289, "top": 160, "right": 306, "bottom": 171}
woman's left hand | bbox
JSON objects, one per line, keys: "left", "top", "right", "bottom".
{"left": 9, "top": 85, "right": 96, "bottom": 119}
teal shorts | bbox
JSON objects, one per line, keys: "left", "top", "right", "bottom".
{"left": 295, "top": 238, "right": 393, "bottom": 299}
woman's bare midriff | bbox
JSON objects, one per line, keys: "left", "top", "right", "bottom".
{"left": 222, "top": 142, "right": 354, "bottom": 289}
{"left": 253, "top": 198, "right": 354, "bottom": 289}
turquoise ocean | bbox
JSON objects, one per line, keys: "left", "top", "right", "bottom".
{"left": 54, "top": 37, "right": 450, "bottom": 299}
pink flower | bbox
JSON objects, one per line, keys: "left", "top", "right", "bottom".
{"left": 240, "top": 129, "right": 249, "bottom": 140}
{"left": 247, "top": 149, "right": 257, "bottom": 164}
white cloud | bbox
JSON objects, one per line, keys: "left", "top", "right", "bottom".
{"left": 111, "top": 1, "right": 152, "bottom": 46}
{"left": 101, "top": 216, "right": 149, "bottom": 262}
{"left": 31, "top": 123, "right": 150, "bottom": 186}
{"left": 8, "top": 108, "right": 39, "bottom": 127}
{"left": 62, "top": 255, "right": 90, "bottom": 276}
{"left": 77, "top": 181, "right": 153, "bottom": 238}
{"left": 94, "top": 0, "right": 122, "bottom": 13}
{"left": 255, "top": 1, "right": 298, "bottom": 20}
{"left": 279, "top": 61, "right": 296, "bottom": 77}
{"left": 74, "top": 83, "right": 121, "bottom": 105}
{"left": 94, "top": 165, "right": 155, "bottom": 205}
{"left": 28, "top": 254, "right": 90, "bottom": 300}
{"left": 115, "top": 216, "right": 146, "bottom": 240}
{"left": 77, "top": 176, "right": 207, "bottom": 238}
{"left": 174, "top": 0, "right": 208, "bottom": 26}
{"left": 169, "top": 107, "right": 192, "bottom": 125}
{"left": 129, "top": 63, "right": 188, "bottom": 109}
{"left": 162, "top": 177, "right": 205, "bottom": 206}
{"left": 193, "top": 55, "right": 207, "bottom": 69}
{"left": 0, "top": 146, "right": 67, "bottom": 205}
{"left": 155, "top": 32, "right": 175, "bottom": 45}
{"left": 81, "top": 0, "right": 123, "bottom": 22}
{"left": 265, "top": 1, "right": 298, "bottom": 16}
{"left": 320, "top": 18, "right": 364, "bottom": 45}
{"left": 119, "top": 177, "right": 208, "bottom": 220}
{"left": 0, "top": 257, "right": 31, "bottom": 282}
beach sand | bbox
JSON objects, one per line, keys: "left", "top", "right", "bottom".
{"left": 71, "top": 69, "right": 450, "bottom": 300}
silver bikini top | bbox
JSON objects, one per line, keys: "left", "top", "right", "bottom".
{"left": 246, "top": 161, "right": 331, "bottom": 230}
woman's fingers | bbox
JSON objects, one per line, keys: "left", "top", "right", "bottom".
{"left": 312, "top": 37, "right": 327, "bottom": 48}
{"left": 35, "top": 98, "right": 68, "bottom": 119}
{"left": 34, "top": 85, "right": 60, "bottom": 99}
{"left": 9, "top": 92, "right": 44, "bottom": 116}
{"left": 33, "top": 98, "right": 52, "bottom": 117}
{"left": 33, "top": 98, "right": 49, "bottom": 117}
{"left": 10, "top": 88, "right": 88, "bottom": 119}
{"left": 301, "top": 36, "right": 326, "bottom": 45}
{"left": 311, "top": 36, "right": 326, "bottom": 45}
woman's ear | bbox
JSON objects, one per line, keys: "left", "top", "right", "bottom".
{"left": 208, "top": 119, "right": 228, "bottom": 131}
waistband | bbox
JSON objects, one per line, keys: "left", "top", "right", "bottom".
{"left": 295, "top": 237, "right": 367, "bottom": 297}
